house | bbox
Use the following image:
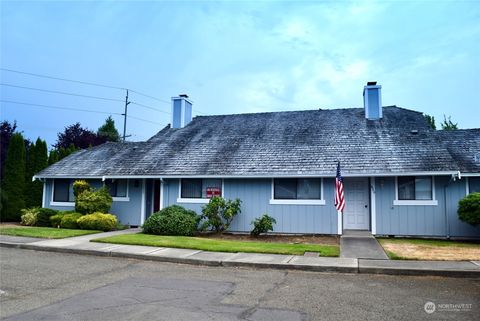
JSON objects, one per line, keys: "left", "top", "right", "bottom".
{"left": 34, "top": 83, "right": 480, "bottom": 238}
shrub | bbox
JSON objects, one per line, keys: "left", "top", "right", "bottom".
{"left": 77, "top": 212, "right": 118, "bottom": 231}
{"left": 143, "top": 205, "right": 199, "bottom": 236}
{"left": 50, "top": 211, "right": 80, "bottom": 228}
{"left": 251, "top": 214, "right": 277, "bottom": 236}
{"left": 75, "top": 187, "right": 112, "bottom": 214}
{"left": 200, "top": 197, "right": 242, "bottom": 233}
{"left": 458, "top": 192, "right": 480, "bottom": 226}
{"left": 36, "top": 208, "right": 59, "bottom": 227}
{"left": 20, "top": 207, "right": 40, "bottom": 226}
{"left": 60, "top": 213, "right": 83, "bottom": 229}
{"left": 73, "top": 180, "right": 92, "bottom": 198}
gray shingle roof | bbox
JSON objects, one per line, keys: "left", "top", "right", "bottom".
{"left": 36, "top": 106, "right": 479, "bottom": 178}
{"left": 436, "top": 129, "right": 480, "bottom": 173}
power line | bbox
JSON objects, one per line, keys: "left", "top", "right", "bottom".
{"left": 0, "top": 68, "right": 126, "bottom": 90}
{"left": 0, "top": 99, "right": 162, "bottom": 125}
{"left": 129, "top": 89, "right": 171, "bottom": 105}
{"left": 1, "top": 99, "right": 121, "bottom": 116}
{"left": 130, "top": 101, "right": 170, "bottom": 114}
{"left": 0, "top": 83, "right": 124, "bottom": 102}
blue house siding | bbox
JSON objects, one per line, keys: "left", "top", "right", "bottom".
{"left": 162, "top": 178, "right": 338, "bottom": 234}
{"left": 375, "top": 176, "right": 480, "bottom": 238}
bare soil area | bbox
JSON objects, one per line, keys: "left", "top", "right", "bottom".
{"left": 199, "top": 232, "right": 340, "bottom": 245}
{"left": 381, "top": 242, "right": 480, "bottom": 261}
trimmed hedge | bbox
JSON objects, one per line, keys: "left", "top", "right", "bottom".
{"left": 50, "top": 211, "right": 80, "bottom": 228}
{"left": 143, "top": 205, "right": 199, "bottom": 236}
{"left": 36, "top": 208, "right": 59, "bottom": 227}
{"left": 77, "top": 213, "right": 117, "bottom": 231}
{"left": 60, "top": 213, "right": 83, "bottom": 229}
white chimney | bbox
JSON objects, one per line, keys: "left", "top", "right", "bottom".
{"left": 363, "top": 82, "right": 382, "bottom": 120}
{"left": 171, "top": 94, "right": 192, "bottom": 128}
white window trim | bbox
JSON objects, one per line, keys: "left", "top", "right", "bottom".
{"left": 50, "top": 179, "right": 75, "bottom": 206}
{"left": 105, "top": 179, "right": 130, "bottom": 201}
{"left": 176, "top": 178, "right": 224, "bottom": 204}
{"left": 269, "top": 178, "right": 326, "bottom": 205}
{"left": 393, "top": 176, "right": 438, "bottom": 206}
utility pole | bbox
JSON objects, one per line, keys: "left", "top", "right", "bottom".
{"left": 122, "top": 89, "right": 130, "bottom": 142}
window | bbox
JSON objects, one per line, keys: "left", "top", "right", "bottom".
{"left": 398, "top": 176, "right": 432, "bottom": 200}
{"left": 394, "top": 176, "right": 437, "bottom": 205}
{"left": 53, "top": 179, "right": 74, "bottom": 203}
{"left": 179, "top": 179, "right": 222, "bottom": 202}
{"left": 274, "top": 178, "right": 321, "bottom": 199}
{"left": 105, "top": 179, "right": 128, "bottom": 198}
{"left": 469, "top": 177, "right": 480, "bottom": 194}
{"left": 271, "top": 178, "right": 325, "bottom": 205}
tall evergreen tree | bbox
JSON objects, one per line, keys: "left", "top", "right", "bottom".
{"left": 97, "top": 116, "right": 120, "bottom": 142}
{"left": 0, "top": 120, "right": 17, "bottom": 180}
{"left": 424, "top": 114, "right": 436, "bottom": 130}
{"left": 1, "top": 133, "right": 26, "bottom": 221}
{"left": 25, "top": 138, "right": 48, "bottom": 207}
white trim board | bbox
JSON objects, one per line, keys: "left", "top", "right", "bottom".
{"left": 35, "top": 171, "right": 464, "bottom": 180}
{"left": 370, "top": 177, "right": 376, "bottom": 235}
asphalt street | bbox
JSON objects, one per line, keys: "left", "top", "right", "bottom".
{"left": 1, "top": 247, "right": 479, "bottom": 321}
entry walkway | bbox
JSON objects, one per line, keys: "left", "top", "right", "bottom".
{"left": 340, "top": 230, "right": 389, "bottom": 259}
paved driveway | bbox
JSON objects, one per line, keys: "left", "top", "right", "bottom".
{"left": 1, "top": 248, "right": 479, "bottom": 320}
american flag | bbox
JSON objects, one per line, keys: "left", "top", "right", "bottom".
{"left": 334, "top": 162, "right": 345, "bottom": 213}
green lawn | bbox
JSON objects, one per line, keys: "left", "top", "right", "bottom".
{"left": 0, "top": 226, "right": 102, "bottom": 239}
{"left": 93, "top": 233, "right": 340, "bottom": 257}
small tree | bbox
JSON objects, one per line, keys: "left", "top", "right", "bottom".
{"left": 200, "top": 197, "right": 241, "bottom": 233}
{"left": 97, "top": 116, "right": 120, "bottom": 142}
{"left": 458, "top": 193, "right": 480, "bottom": 226}
{"left": 1, "top": 133, "right": 26, "bottom": 221}
{"left": 440, "top": 115, "right": 458, "bottom": 131}
{"left": 424, "top": 114, "right": 436, "bottom": 130}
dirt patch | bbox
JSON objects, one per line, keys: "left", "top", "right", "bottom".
{"left": 381, "top": 242, "right": 480, "bottom": 261}
{"left": 198, "top": 233, "right": 339, "bottom": 245}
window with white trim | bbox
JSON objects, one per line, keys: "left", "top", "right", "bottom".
{"left": 469, "top": 177, "right": 480, "bottom": 194}
{"left": 53, "top": 179, "right": 74, "bottom": 202}
{"left": 181, "top": 179, "right": 222, "bottom": 199}
{"left": 398, "top": 176, "right": 433, "bottom": 200}
{"left": 274, "top": 178, "right": 322, "bottom": 200}
{"left": 105, "top": 179, "right": 128, "bottom": 198}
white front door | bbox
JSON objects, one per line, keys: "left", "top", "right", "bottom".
{"left": 343, "top": 178, "right": 370, "bottom": 230}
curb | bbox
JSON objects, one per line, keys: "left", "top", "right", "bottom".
{"left": 1, "top": 242, "right": 479, "bottom": 278}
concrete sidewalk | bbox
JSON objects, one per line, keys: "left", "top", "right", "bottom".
{"left": 1, "top": 230, "right": 479, "bottom": 278}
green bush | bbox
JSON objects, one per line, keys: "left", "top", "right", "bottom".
{"left": 36, "top": 208, "right": 59, "bottom": 227}
{"left": 77, "top": 212, "right": 118, "bottom": 231}
{"left": 251, "top": 214, "right": 277, "bottom": 236}
{"left": 60, "top": 213, "right": 83, "bottom": 229}
{"left": 458, "top": 192, "right": 480, "bottom": 226}
{"left": 200, "top": 197, "right": 242, "bottom": 233}
{"left": 75, "top": 187, "right": 112, "bottom": 214}
{"left": 143, "top": 205, "right": 199, "bottom": 236}
{"left": 50, "top": 211, "right": 81, "bottom": 228}
{"left": 20, "top": 207, "right": 40, "bottom": 226}
{"left": 73, "top": 180, "right": 92, "bottom": 198}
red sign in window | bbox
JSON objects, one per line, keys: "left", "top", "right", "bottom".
{"left": 206, "top": 187, "right": 221, "bottom": 198}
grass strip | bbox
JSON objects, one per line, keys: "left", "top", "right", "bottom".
{"left": 0, "top": 226, "right": 101, "bottom": 239}
{"left": 93, "top": 233, "right": 340, "bottom": 257}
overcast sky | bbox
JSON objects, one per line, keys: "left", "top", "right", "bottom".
{"left": 1, "top": 0, "right": 479, "bottom": 148}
